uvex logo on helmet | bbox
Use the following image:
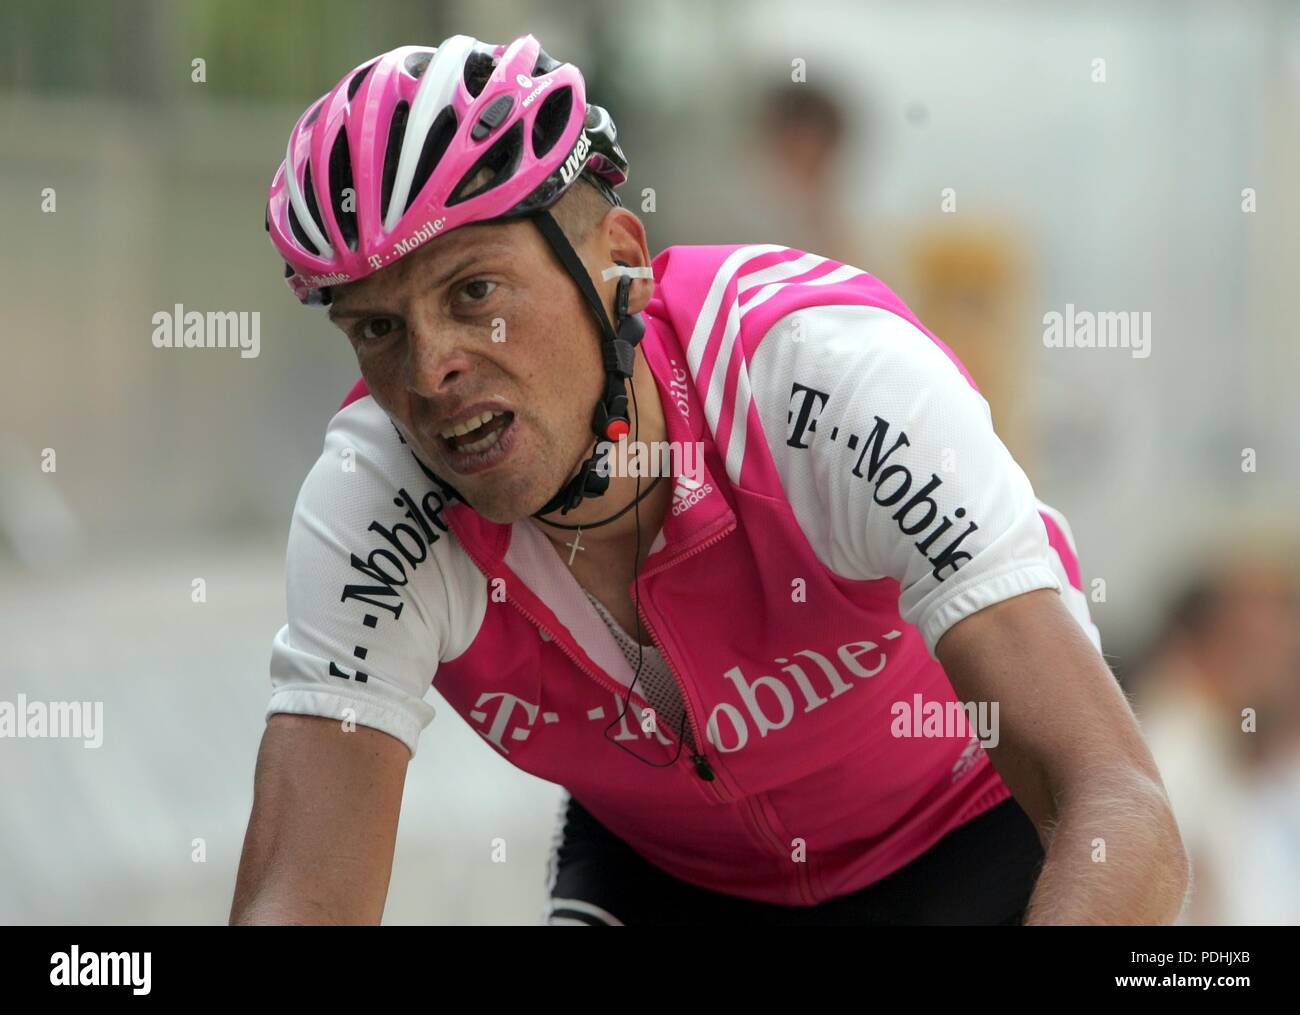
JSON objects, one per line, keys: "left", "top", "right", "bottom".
{"left": 559, "top": 131, "right": 592, "bottom": 186}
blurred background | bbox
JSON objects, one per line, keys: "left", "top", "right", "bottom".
{"left": 2, "top": 0, "right": 1298, "bottom": 924}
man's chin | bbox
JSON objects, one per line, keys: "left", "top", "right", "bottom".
{"left": 450, "top": 478, "right": 558, "bottom": 525}
{"left": 471, "top": 500, "right": 527, "bottom": 525}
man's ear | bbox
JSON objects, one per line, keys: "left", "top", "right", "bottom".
{"left": 603, "top": 207, "right": 653, "bottom": 315}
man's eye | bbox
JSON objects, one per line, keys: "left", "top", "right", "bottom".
{"left": 358, "top": 318, "right": 397, "bottom": 340}
{"left": 457, "top": 279, "right": 498, "bottom": 303}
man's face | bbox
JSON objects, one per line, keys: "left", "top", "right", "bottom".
{"left": 327, "top": 218, "right": 604, "bottom": 523}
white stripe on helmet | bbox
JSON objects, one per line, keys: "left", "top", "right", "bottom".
{"left": 383, "top": 34, "right": 483, "bottom": 231}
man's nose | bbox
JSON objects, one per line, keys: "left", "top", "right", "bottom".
{"left": 403, "top": 318, "right": 475, "bottom": 399}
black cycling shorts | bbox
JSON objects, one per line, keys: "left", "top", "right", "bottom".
{"left": 544, "top": 794, "right": 1045, "bottom": 926}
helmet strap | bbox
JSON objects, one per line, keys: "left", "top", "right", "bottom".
{"left": 529, "top": 209, "right": 645, "bottom": 520}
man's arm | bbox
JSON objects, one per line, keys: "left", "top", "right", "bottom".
{"left": 237, "top": 395, "right": 481, "bottom": 922}
{"left": 740, "top": 292, "right": 1184, "bottom": 920}
{"left": 230, "top": 714, "right": 410, "bottom": 925}
{"left": 936, "top": 588, "right": 1190, "bottom": 925}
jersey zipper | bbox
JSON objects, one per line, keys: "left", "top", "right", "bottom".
{"left": 451, "top": 532, "right": 707, "bottom": 772}
{"left": 742, "top": 793, "right": 819, "bottom": 905}
{"left": 632, "top": 518, "right": 820, "bottom": 903}
{"left": 456, "top": 518, "right": 813, "bottom": 898}
{"left": 634, "top": 553, "right": 820, "bottom": 903}
{"left": 629, "top": 519, "right": 736, "bottom": 799}
{"left": 633, "top": 593, "right": 729, "bottom": 799}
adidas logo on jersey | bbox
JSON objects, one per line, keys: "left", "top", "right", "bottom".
{"left": 672, "top": 474, "right": 713, "bottom": 516}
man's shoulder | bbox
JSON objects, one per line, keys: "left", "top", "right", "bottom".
{"left": 649, "top": 243, "right": 980, "bottom": 409}
{"left": 294, "top": 388, "right": 464, "bottom": 560}
{"left": 650, "top": 243, "right": 945, "bottom": 358}
{"left": 283, "top": 387, "right": 485, "bottom": 658}
{"left": 650, "top": 242, "right": 881, "bottom": 302}
{"left": 313, "top": 386, "right": 424, "bottom": 486}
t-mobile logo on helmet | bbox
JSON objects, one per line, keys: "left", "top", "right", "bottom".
{"left": 786, "top": 382, "right": 981, "bottom": 582}
{"left": 367, "top": 217, "right": 447, "bottom": 268}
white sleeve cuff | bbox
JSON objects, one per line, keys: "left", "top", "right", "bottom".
{"left": 916, "top": 562, "right": 1062, "bottom": 658}
{"left": 265, "top": 685, "right": 435, "bottom": 757}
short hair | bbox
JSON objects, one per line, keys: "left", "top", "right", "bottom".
{"left": 548, "top": 173, "right": 618, "bottom": 244}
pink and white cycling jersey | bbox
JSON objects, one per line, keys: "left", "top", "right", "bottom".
{"left": 267, "top": 243, "right": 1101, "bottom": 906}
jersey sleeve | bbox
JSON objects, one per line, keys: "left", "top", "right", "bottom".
{"left": 750, "top": 303, "right": 1074, "bottom": 657}
{"left": 267, "top": 397, "right": 487, "bottom": 756}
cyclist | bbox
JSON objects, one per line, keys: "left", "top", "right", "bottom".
{"left": 231, "top": 33, "right": 1188, "bottom": 925}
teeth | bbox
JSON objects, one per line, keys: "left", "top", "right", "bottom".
{"left": 455, "top": 421, "right": 508, "bottom": 455}
{"left": 440, "top": 409, "right": 503, "bottom": 439}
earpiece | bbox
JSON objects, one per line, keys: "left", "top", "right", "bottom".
{"left": 598, "top": 264, "right": 643, "bottom": 440}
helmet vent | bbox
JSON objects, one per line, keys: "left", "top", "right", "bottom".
{"left": 404, "top": 106, "right": 458, "bottom": 215}
{"left": 287, "top": 162, "right": 325, "bottom": 256}
{"left": 303, "top": 99, "right": 325, "bottom": 129}
{"left": 380, "top": 100, "right": 410, "bottom": 222}
{"left": 347, "top": 60, "right": 377, "bottom": 101}
{"left": 448, "top": 121, "right": 523, "bottom": 205}
{"left": 329, "top": 128, "right": 358, "bottom": 250}
{"left": 288, "top": 203, "right": 321, "bottom": 258}
{"left": 301, "top": 161, "right": 326, "bottom": 236}
{"left": 404, "top": 51, "right": 434, "bottom": 79}
{"left": 462, "top": 50, "right": 496, "bottom": 98}
{"left": 531, "top": 48, "right": 561, "bottom": 77}
{"left": 532, "top": 86, "right": 572, "bottom": 158}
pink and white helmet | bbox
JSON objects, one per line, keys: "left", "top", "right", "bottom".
{"left": 265, "top": 33, "right": 628, "bottom": 304}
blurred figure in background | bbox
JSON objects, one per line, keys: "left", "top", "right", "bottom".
{"left": 1133, "top": 545, "right": 1300, "bottom": 924}
{"left": 748, "top": 79, "right": 1035, "bottom": 470}
{"left": 903, "top": 225, "right": 1034, "bottom": 470}
{"left": 751, "top": 79, "right": 868, "bottom": 268}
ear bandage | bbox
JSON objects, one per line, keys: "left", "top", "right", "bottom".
{"left": 601, "top": 264, "right": 655, "bottom": 281}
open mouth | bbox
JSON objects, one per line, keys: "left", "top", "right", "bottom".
{"left": 439, "top": 409, "right": 515, "bottom": 457}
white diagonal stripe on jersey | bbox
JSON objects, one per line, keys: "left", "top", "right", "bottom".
{"left": 701, "top": 252, "right": 829, "bottom": 439}
{"left": 737, "top": 251, "right": 829, "bottom": 294}
{"left": 686, "top": 244, "right": 787, "bottom": 378}
{"left": 723, "top": 262, "right": 868, "bottom": 484}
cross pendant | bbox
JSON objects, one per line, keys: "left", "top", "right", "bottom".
{"left": 565, "top": 529, "right": 584, "bottom": 566}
